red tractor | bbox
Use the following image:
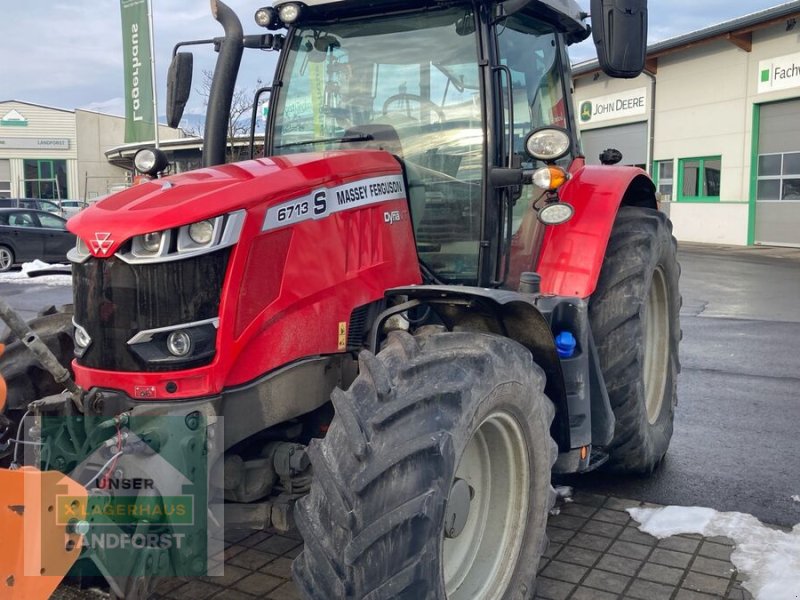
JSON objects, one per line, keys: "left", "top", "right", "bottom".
{"left": 0, "top": 0, "right": 679, "bottom": 598}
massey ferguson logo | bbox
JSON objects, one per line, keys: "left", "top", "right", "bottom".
{"left": 90, "top": 232, "right": 114, "bottom": 255}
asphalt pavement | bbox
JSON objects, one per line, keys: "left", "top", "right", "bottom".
{"left": 566, "top": 242, "right": 800, "bottom": 528}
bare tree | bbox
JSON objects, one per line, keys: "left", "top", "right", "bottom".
{"left": 187, "top": 70, "right": 264, "bottom": 162}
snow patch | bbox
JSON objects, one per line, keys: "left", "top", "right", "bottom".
{"left": 0, "top": 261, "right": 71, "bottom": 286}
{"left": 554, "top": 485, "right": 573, "bottom": 500}
{"left": 628, "top": 505, "right": 800, "bottom": 600}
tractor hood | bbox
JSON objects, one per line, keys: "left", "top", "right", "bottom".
{"left": 68, "top": 150, "right": 402, "bottom": 258}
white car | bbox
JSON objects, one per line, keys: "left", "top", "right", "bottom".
{"left": 56, "top": 200, "right": 89, "bottom": 217}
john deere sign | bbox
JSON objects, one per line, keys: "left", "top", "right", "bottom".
{"left": 578, "top": 87, "right": 647, "bottom": 126}
{"left": 758, "top": 51, "right": 800, "bottom": 94}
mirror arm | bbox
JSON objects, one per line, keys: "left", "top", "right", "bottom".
{"left": 490, "top": 167, "right": 523, "bottom": 188}
{"left": 172, "top": 38, "right": 219, "bottom": 58}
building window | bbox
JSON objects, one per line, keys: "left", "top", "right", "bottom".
{"left": 0, "top": 159, "right": 10, "bottom": 198}
{"left": 756, "top": 152, "right": 800, "bottom": 201}
{"left": 654, "top": 159, "right": 674, "bottom": 202}
{"left": 677, "top": 156, "right": 721, "bottom": 201}
{"left": 23, "top": 159, "right": 69, "bottom": 200}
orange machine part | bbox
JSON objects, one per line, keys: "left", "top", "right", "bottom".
{"left": 0, "top": 467, "right": 87, "bottom": 599}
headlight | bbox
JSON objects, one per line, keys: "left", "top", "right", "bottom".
{"left": 73, "top": 319, "right": 92, "bottom": 357}
{"left": 255, "top": 6, "right": 278, "bottom": 29}
{"left": 278, "top": 2, "right": 301, "bottom": 23}
{"left": 525, "top": 127, "right": 572, "bottom": 162}
{"left": 133, "top": 148, "right": 169, "bottom": 176}
{"left": 142, "top": 231, "right": 163, "bottom": 252}
{"left": 177, "top": 216, "right": 228, "bottom": 252}
{"left": 167, "top": 330, "right": 193, "bottom": 357}
{"left": 131, "top": 230, "right": 168, "bottom": 258}
{"left": 188, "top": 220, "right": 214, "bottom": 245}
{"left": 538, "top": 202, "right": 575, "bottom": 226}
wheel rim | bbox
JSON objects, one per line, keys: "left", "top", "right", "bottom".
{"left": 443, "top": 410, "right": 530, "bottom": 600}
{"left": 643, "top": 265, "right": 670, "bottom": 424}
{"left": 0, "top": 248, "right": 11, "bottom": 270}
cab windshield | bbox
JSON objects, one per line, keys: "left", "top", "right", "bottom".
{"left": 273, "top": 8, "right": 485, "bottom": 283}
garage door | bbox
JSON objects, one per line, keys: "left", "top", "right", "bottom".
{"left": 755, "top": 99, "right": 800, "bottom": 247}
{"left": 579, "top": 122, "right": 647, "bottom": 168}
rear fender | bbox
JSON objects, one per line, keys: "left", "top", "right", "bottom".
{"left": 385, "top": 286, "right": 570, "bottom": 450}
{"left": 0, "top": 467, "right": 87, "bottom": 599}
{"left": 537, "top": 164, "right": 657, "bottom": 298}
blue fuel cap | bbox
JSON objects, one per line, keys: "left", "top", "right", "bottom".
{"left": 555, "top": 331, "right": 577, "bottom": 358}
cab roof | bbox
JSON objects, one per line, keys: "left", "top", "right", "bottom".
{"left": 272, "top": 0, "right": 588, "bottom": 37}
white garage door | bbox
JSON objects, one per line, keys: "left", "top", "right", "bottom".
{"left": 755, "top": 99, "right": 800, "bottom": 247}
{"left": 579, "top": 122, "right": 647, "bottom": 168}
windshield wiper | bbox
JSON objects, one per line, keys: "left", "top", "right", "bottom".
{"left": 275, "top": 133, "right": 373, "bottom": 150}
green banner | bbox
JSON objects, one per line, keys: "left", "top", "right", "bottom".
{"left": 120, "top": 0, "right": 155, "bottom": 143}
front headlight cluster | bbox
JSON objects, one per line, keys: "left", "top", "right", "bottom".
{"left": 69, "top": 210, "right": 245, "bottom": 264}
{"left": 127, "top": 210, "right": 245, "bottom": 262}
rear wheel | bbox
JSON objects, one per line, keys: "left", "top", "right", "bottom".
{"left": 0, "top": 245, "right": 14, "bottom": 272}
{"left": 589, "top": 206, "right": 681, "bottom": 474}
{"left": 293, "top": 330, "right": 557, "bottom": 599}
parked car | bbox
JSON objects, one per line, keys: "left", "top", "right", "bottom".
{"left": 0, "top": 208, "right": 76, "bottom": 272}
{"left": 0, "top": 198, "right": 65, "bottom": 217}
{"left": 56, "top": 199, "right": 89, "bottom": 217}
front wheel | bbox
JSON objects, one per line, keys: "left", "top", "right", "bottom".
{"left": 589, "top": 206, "right": 681, "bottom": 474}
{"left": 293, "top": 330, "right": 557, "bottom": 599}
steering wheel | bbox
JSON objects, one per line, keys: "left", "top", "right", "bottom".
{"left": 382, "top": 93, "right": 446, "bottom": 124}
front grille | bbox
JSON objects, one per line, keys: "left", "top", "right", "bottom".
{"left": 72, "top": 249, "right": 230, "bottom": 372}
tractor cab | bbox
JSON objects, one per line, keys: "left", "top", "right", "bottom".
{"left": 268, "top": 0, "right": 577, "bottom": 287}
{"left": 167, "top": 0, "right": 647, "bottom": 288}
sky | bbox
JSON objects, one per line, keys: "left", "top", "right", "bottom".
{"left": 0, "top": 1, "right": 796, "bottom": 120}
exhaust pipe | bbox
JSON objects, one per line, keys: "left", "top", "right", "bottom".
{"left": 203, "top": 0, "right": 244, "bottom": 167}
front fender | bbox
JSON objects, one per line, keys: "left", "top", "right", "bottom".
{"left": 385, "top": 285, "right": 570, "bottom": 450}
{"left": 537, "top": 164, "right": 656, "bottom": 298}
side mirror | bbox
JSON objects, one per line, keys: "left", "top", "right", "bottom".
{"left": 166, "top": 52, "right": 194, "bottom": 128}
{"left": 590, "top": 0, "right": 647, "bottom": 78}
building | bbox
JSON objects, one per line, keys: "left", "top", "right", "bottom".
{"left": 0, "top": 100, "right": 182, "bottom": 201}
{"left": 572, "top": 1, "right": 800, "bottom": 247}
